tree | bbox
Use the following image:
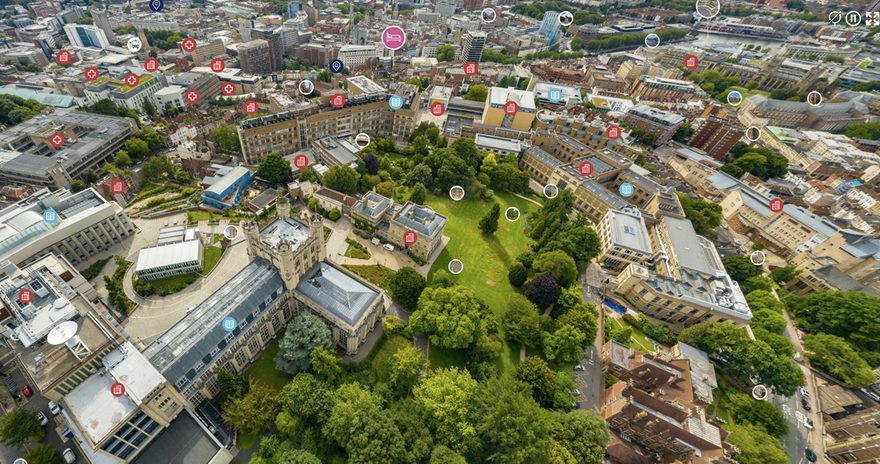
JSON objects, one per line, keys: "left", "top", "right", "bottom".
{"left": 533, "top": 250, "right": 578, "bottom": 287}
{"left": 516, "top": 356, "right": 557, "bottom": 408}
{"left": 390, "top": 399, "right": 434, "bottom": 463}
{"left": 522, "top": 274, "right": 561, "bottom": 309}
{"left": 275, "top": 312, "right": 333, "bottom": 375}
{"left": 322, "top": 165, "right": 361, "bottom": 194}
{"left": 328, "top": 208, "right": 342, "bottom": 221}
{"left": 125, "top": 137, "right": 150, "bottom": 160}
{"left": 508, "top": 262, "right": 528, "bottom": 287}
{"left": 69, "top": 179, "right": 85, "bottom": 192}
{"left": 0, "top": 408, "right": 44, "bottom": 447}
{"left": 470, "top": 376, "right": 553, "bottom": 463}
{"left": 216, "top": 368, "right": 249, "bottom": 407}
{"left": 557, "top": 303, "right": 598, "bottom": 345}
{"left": 740, "top": 276, "right": 774, "bottom": 295}
{"left": 787, "top": 291, "right": 880, "bottom": 352}
{"left": 114, "top": 150, "right": 132, "bottom": 167}
{"left": 257, "top": 152, "right": 292, "bottom": 185}
{"left": 722, "top": 255, "right": 762, "bottom": 283}
{"left": 803, "top": 333, "right": 876, "bottom": 387}
{"left": 222, "top": 381, "right": 280, "bottom": 435}
{"left": 726, "top": 423, "right": 788, "bottom": 464}
{"left": 410, "top": 286, "right": 493, "bottom": 349}
{"left": 463, "top": 84, "right": 489, "bottom": 102}
{"left": 389, "top": 342, "right": 426, "bottom": 396}
{"left": 310, "top": 346, "right": 343, "bottom": 383}
{"left": 770, "top": 266, "right": 799, "bottom": 285}
{"left": 676, "top": 192, "right": 722, "bottom": 237}
{"left": 844, "top": 122, "right": 880, "bottom": 140}
{"left": 449, "top": 138, "right": 484, "bottom": 171}
{"left": 751, "top": 308, "right": 787, "bottom": 335}
{"left": 410, "top": 183, "right": 427, "bottom": 204}
{"left": 436, "top": 44, "right": 455, "bottom": 61}
{"left": 281, "top": 373, "right": 333, "bottom": 425}
{"left": 414, "top": 368, "right": 478, "bottom": 453}
{"left": 553, "top": 410, "right": 609, "bottom": 464}
{"left": 213, "top": 123, "right": 240, "bottom": 153}
{"left": 727, "top": 392, "right": 789, "bottom": 437}
{"left": 375, "top": 180, "right": 394, "bottom": 198}
{"left": 142, "top": 98, "right": 157, "bottom": 118}
{"left": 363, "top": 152, "right": 380, "bottom": 175}
{"left": 430, "top": 445, "right": 467, "bottom": 464}
{"left": 389, "top": 267, "right": 426, "bottom": 311}
{"left": 324, "top": 383, "right": 407, "bottom": 464}
{"left": 502, "top": 294, "right": 542, "bottom": 347}
{"left": 23, "top": 444, "right": 63, "bottom": 464}
{"left": 478, "top": 203, "right": 500, "bottom": 234}
{"left": 543, "top": 325, "right": 587, "bottom": 364}
{"left": 279, "top": 449, "right": 322, "bottom": 464}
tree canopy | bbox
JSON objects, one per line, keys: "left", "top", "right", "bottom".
{"left": 803, "top": 333, "right": 876, "bottom": 387}
{"left": 676, "top": 192, "right": 722, "bottom": 237}
{"left": 257, "top": 153, "right": 292, "bottom": 185}
{"left": 0, "top": 407, "right": 44, "bottom": 447}
{"left": 410, "top": 286, "right": 494, "bottom": 350}
{"left": 275, "top": 312, "right": 333, "bottom": 375}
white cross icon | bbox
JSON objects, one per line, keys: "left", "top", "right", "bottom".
{"left": 52, "top": 135, "right": 62, "bottom": 145}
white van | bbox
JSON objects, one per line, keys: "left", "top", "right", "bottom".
{"left": 383, "top": 244, "right": 395, "bottom": 251}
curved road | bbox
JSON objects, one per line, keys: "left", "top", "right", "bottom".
{"left": 122, "top": 241, "right": 250, "bottom": 343}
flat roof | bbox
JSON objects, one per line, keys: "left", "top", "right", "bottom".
{"left": 661, "top": 216, "right": 720, "bottom": 276}
{"left": 132, "top": 411, "right": 221, "bottom": 464}
{"left": 346, "top": 75, "right": 385, "bottom": 94}
{"left": 296, "top": 261, "right": 381, "bottom": 326}
{"left": 315, "top": 137, "right": 359, "bottom": 166}
{"left": 135, "top": 239, "right": 201, "bottom": 272}
{"left": 259, "top": 216, "right": 312, "bottom": 251}
{"left": 488, "top": 87, "right": 537, "bottom": 111}
{"left": 474, "top": 134, "right": 523, "bottom": 152}
{"left": 205, "top": 166, "right": 251, "bottom": 196}
{"left": 607, "top": 209, "right": 653, "bottom": 255}
{"left": 0, "top": 88, "right": 75, "bottom": 108}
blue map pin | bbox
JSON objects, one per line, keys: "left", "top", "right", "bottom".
{"left": 43, "top": 208, "right": 58, "bottom": 224}
{"left": 619, "top": 182, "right": 634, "bottom": 198}
{"left": 549, "top": 88, "right": 562, "bottom": 103}
{"left": 329, "top": 59, "right": 344, "bottom": 74}
{"left": 389, "top": 95, "right": 404, "bottom": 110}
{"left": 149, "top": 0, "right": 164, "bottom": 12}
{"left": 222, "top": 316, "right": 237, "bottom": 332}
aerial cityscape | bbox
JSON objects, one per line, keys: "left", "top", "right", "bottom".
{"left": 0, "top": 0, "right": 878, "bottom": 463}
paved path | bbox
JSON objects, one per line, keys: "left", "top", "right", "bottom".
{"left": 510, "top": 191, "right": 543, "bottom": 207}
{"left": 573, "top": 262, "right": 608, "bottom": 412}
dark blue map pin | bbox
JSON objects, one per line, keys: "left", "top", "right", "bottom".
{"left": 329, "top": 59, "right": 344, "bottom": 74}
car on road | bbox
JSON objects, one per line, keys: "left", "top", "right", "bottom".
{"left": 20, "top": 385, "right": 33, "bottom": 398}
{"left": 805, "top": 448, "right": 817, "bottom": 462}
{"left": 572, "top": 401, "right": 579, "bottom": 409}
{"left": 383, "top": 244, "right": 395, "bottom": 251}
{"left": 63, "top": 448, "right": 77, "bottom": 463}
{"left": 574, "top": 365, "right": 585, "bottom": 371}
{"left": 36, "top": 411, "right": 48, "bottom": 426}
{"left": 801, "top": 398, "right": 811, "bottom": 411}
{"left": 573, "top": 389, "right": 581, "bottom": 396}
{"left": 48, "top": 401, "right": 61, "bottom": 415}
{"left": 803, "top": 417, "right": 814, "bottom": 430}
{"left": 800, "top": 387, "right": 810, "bottom": 398}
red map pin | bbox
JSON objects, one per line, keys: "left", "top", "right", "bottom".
{"left": 111, "top": 179, "right": 124, "bottom": 194}
{"left": 185, "top": 89, "right": 201, "bottom": 105}
{"left": 56, "top": 49, "right": 71, "bottom": 65}
{"left": 606, "top": 125, "right": 621, "bottom": 140}
{"left": 464, "top": 62, "right": 478, "bottom": 76}
{"left": 243, "top": 99, "right": 258, "bottom": 115}
{"left": 221, "top": 82, "right": 236, "bottom": 96}
{"left": 579, "top": 161, "right": 594, "bottom": 176}
{"left": 181, "top": 37, "right": 197, "bottom": 52}
{"left": 50, "top": 132, "right": 65, "bottom": 148}
{"left": 110, "top": 382, "right": 125, "bottom": 397}
{"left": 331, "top": 94, "right": 346, "bottom": 108}
{"left": 769, "top": 198, "right": 784, "bottom": 213}
{"left": 431, "top": 101, "right": 444, "bottom": 116}
{"left": 684, "top": 55, "right": 699, "bottom": 71}
{"left": 504, "top": 101, "right": 519, "bottom": 115}
{"left": 210, "top": 58, "right": 225, "bottom": 73}
{"left": 144, "top": 57, "right": 159, "bottom": 72}
{"left": 403, "top": 230, "right": 417, "bottom": 245}
{"left": 124, "top": 73, "right": 139, "bottom": 87}
{"left": 84, "top": 66, "right": 99, "bottom": 81}
{"left": 293, "top": 154, "right": 309, "bottom": 169}
{"left": 18, "top": 289, "right": 33, "bottom": 304}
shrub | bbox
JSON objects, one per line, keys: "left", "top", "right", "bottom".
{"left": 508, "top": 263, "right": 528, "bottom": 287}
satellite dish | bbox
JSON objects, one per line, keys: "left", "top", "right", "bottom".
{"left": 53, "top": 298, "right": 68, "bottom": 310}
{"left": 47, "top": 320, "right": 78, "bottom": 345}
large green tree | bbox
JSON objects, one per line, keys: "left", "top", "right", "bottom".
{"left": 322, "top": 164, "right": 361, "bottom": 194}
{"left": 278, "top": 449, "right": 322, "bottom": 464}
{"left": 389, "top": 342, "right": 427, "bottom": 396}
{"left": 413, "top": 368, "right": 478, "bottom": 453}
{"left": 257, "top": 152, "right": 292, "bottom": 185}
{"left": 502, "top": 294, "right": 542, "bottom": 347}
{"left": 787, "top": 291, "right": 880, "bottom": 352}
{"left": 23, "top": 444, "right": 63, "bottom": 464}
{"left": 275, "top": 312, "right": 333, "bottom": 375}
{"left": 323, "top": 383, "right": 407, "bottom": 463}
{"left": 552, "top": 410, "right": 609, "bottom": 464}
{"left": 410, "top": 286, "right": 493, "bottom": 350}
{"left": 213, "top": 123, "right": 240, "bottom": 153}
{"left": 726, "top": 423, "right": 788, "bottom": 464}
{"left": 0, "top": 408, "right": 44, "bottom": 447}
{"left": 803, "top": 333, "right": 876, "bottom": 387}
{"left": 463, "top": 84, "right": 489, "bottom": 102}
{"left": 478, "top": 203, "right": 501, "bottom": 235}
{"left": 280, "top": 373, "right": 333, "bottom": 425}
{"left": 516, "top": 356, "right": 558, "bottom": 409}
{"left": 727, "top": 392, "right": 789, "bottom": 437}
{"left": 543, "top": 325, "right": 587, "bottom": 364}
{"left": 222, "top": 381, "right": 280, "bottom": 435}
{"left": 309, "top": 346, "right": 343, "bottom": 383}
{"left": 216, "top": 368, "right": 249, "bottom": 407}
{"left": 722, "top": 255, "right": 763, "bottom": 283}
{"left": 533, "top": 250, "right": 578, "bottom": 287}
{"left": 430, "top": 445, "right": 467, "bottom": 464}
{"left": 389, "top": 267, "right": 426, "bottom": 311}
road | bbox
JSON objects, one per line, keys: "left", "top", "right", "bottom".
{"left": 573, "top": 262, "right": 607, "bottom": 412}
{"left": 0, "top": 368, "right": 71, "bottom": 464}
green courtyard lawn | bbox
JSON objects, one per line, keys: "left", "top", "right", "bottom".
{"left": 201, "top": 246, "right": 223, "bottom": 275}
{"left": 343, "top": 238, "right": 371, "bottom": 259}
{"left": 424, "top": 191, "right": 541, "bottom": 375}
{"left": 343, "top": 264, "right": 396, "bottom": 293}
{"left": 606, "top": 316, "right": 656, "bottom": 352}
{"left": 245, "top": 338, "right": 292, "bottom": 391}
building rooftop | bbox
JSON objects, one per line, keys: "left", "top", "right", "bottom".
{"left": 628, "top": 104, "right": 685, "bottom": 126}
{"left": 135, "top": 239, "right": 201, "bottom": 273}
{"left": 314, "top": 137, "right": 360, "bottom": 167}
{"left": 677, "top": 342, "right": 717, "bottom": 405}
{"left": 392, "top": 201, "right": 447, "bottom": 238}
{"left": 488, "top": 86, "right": 537, "bottom": 111}
{"left": 0, "top": 88, "right": 75, "bottom": 108}
{"left": 131, "top": 411, "right": 221, "bottom": 464}
{"left": 346, "top": 75, "right": 385, "bottom": 95}
{"left": 64, "top": 342, "right": 164, "bottom": 444}
{"left": 205, "top": 166, "right": 251, "bottom": 196}
{"left": 607, "top": 208, "right": 653, "bottom": 255}
{"left": 533, "top": 82, "right": 581, "bottom": 103}
{"left": 295, "top": 261, "right": 381, "bottom": 326}
{"left": 259, "top": 216, "right": 312, "bottom": 251}
{"left": 662, "top": 215, "right": 723, "bottom": 277}
{"left": 351, "top": 191, "right": 392, "bottom": 220}
{"left": 474, "top": 134, "right": 524, "bottom": 153}
{"left": 144, "top": 259, "right": 285, "bottom": 392}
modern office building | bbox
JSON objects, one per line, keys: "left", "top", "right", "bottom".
{"left": 151, "top": 86, "right": 187, "bottom": 114}
{"left": 84, "top": 72, "right": 167, "bottom": 111}
{"left": 459, "top": 31, "right": 486, "bottom": 62}
{"left": 250, "top": 28, "right": 284, "bottom": 72}
{"left": 388, "top": 201, "right": 447, "bottom": 261}
{"left": 63, "top": 24, "right": 110, "bottom": 49}
{"left": 62, "top": 342, "right": 186, "bottom": 463}
{"left": 481, "top": 87, "right": 537, "bottom": 132}
{"left": 0, "top": 188, "right": 134, "bottom": 267}
{"left": 91, "top": 10, "right": 115, "bottom": 42}
{"left": 238, "top": 82, "right": 419, "bottom": 164}
{"left": 597, "top": 207, "right": 654, "bottom": 272}
{"left": 170, "top": 72, "right": 221, "bottom": 106}
{"left": 237, "top": 39, "right": 272, "bottom": 75}
{"left": 135, "top": 226, "right": 203, "bottom": 281}
{"left": 0, "top": 254, "right": 124, "bottom": 401}
{"left": 201, "top": 166, "right": 253, "bottom": 209}
{"left": 338, "top": 44, "right": 380, "bottom": 69}
{"left": 539, "top": 11, "right": 561, "bottom": 43}
{"left": 624, "top": 104, "right": 685, "bottom": 145}
{"left": 189, "top": 39, "right": 227, "bottom": 66}
{"left": 0, "top": 110, "right": 135, "bottom": 188}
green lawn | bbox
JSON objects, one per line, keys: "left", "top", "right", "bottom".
{"left": 202, "top": 246, "right": 223, "bottom": 275}
{"left": 343, "top": 264, "right": 396, "bottom": 293}
{"left": 424, "top": 192, "right": 541, "bottom": 375}
{"left": 344, "top": 239, "right": 371, "bottom": 259}
{"left": 607, "top": 316, "right": 655, "bottom": 352}
{"left": 245, "top": 338, "right": 293, "bottom": 391}
{"left": 727, "top": 85, "right": 769, "bottom": 99}
{"left": 323, "top": 226, "right": 332, "bottom": 241}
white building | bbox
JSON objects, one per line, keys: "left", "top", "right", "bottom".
{"left": 63, "top": 24, "right": 110, "bottom": 49}
{"left": 151, "top": 85, "right": 187, "bottom": 114}
{"left": 337, "top": 44, "right": 380, "bottom": 69}
{"left": 135, "top": 226, "right": 203, "bottom": 281}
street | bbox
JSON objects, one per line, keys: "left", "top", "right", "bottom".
{"left": 0, "top": 368, "right": 71, "bottom": 464}
{"left": 573, "top": 262, "right": 607, "bottom": 412}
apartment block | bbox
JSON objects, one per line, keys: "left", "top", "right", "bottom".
{"left": 597, "top": 207, "right": 653, "bottom": 272}
{"left": 629, "top": 76, "right": 699, "bottom": 103}
{"left": 624, "top": 104, "right": 685, "bottom": 145}
{"left": 690, "top": 105, "right": 744, "bottom": 160}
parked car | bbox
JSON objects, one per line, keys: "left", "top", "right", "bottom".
{"left": 63, "top": 448, "right": 77, "bottom": 463}
{"left": 801, "top": 398, "right": 812, "bottom": 411}
{"left": 805, "top": 448, "right": 817, "bottom": 462}
{"left": 574, "top": 365, "right": 585, "bottom": 371}
{"left": 48, "top": 401, "right": 61, "bottom": 416}
{"left": 799, "top": 387, "right": 810, "bottom": 398}
{"left": 860, "top": 388, "right": 880, "bottom": 402}
{"left": 803, "top": 417, "right": 814, "bottom": 430}
{"left": 383, "top": 243, "right": 395, "bottom": 251}
{"left": 573, "top": 389, "right": 581, "bottom": 396}
{"left": 20, "top": 385, "right": 33, "bottom": 398}
{"left": 36, "top": 411, "right": 48, "bottom": 426}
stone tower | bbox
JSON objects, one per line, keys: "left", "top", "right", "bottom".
{"left": 276, "top": 196, "right": 290, "bottom": 219}
{"left": 242, "top": 219, "right": 259, "bottom": 260}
